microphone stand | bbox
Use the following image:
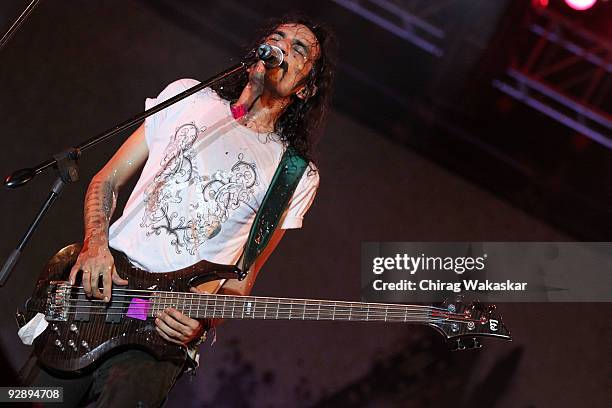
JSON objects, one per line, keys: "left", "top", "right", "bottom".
{"left": 0, "top": 0, "right": 41, "bottom": 51}
{"left": 0, "top": 61, "right": 248, "bottom": 286}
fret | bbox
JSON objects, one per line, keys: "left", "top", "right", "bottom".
{"left": 348, "top": 302, "right": 352, "bottom": 321}
{"left": 384, "top": 305, "right": 388, "bottom": 322}
{"left": 302, "top": 300, "right": 306, "bottom": 320}
{"left": 316, "top": 302, "right": 321, "bottom": 321}
{"left": 204, "top": 292, "right": 209, "bottom": 319}
{"left": 276, "top": 298, "right": 280, "bottom": 319}
{"left": 366, "top": 303, "right": 370, "bottom": 321}
{"left": 244, "top": 298, "right": 253, "bottom": 318}
{"left": 252, "top": 298, "right": 256, "bottom": 319}
{"left": 404, "top": 305, "right": 407, "bottom": 322}
{"left": 263, "top": 299, "right": 268, "bottom": 320}
{"left": 288, "top": 300, "right": 293, "bottom": 320}
{"left": 231, "top": 296, "right": 236, "bottom": 318}
{"left": 332, "top": 302, "right": 336, "bottom": 320}
{"left": 221, "top": 296, "right": 226, "bottom": 319}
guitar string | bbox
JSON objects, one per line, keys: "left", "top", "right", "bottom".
{"left": 59, "top": 297, "right": 443, "bottom": 312}
{"left": 58, "top": 285, "right": 449, "bottom": 311}
{"left": 50, "top": 311, "right": 437, "bottom": 320}
{"left": 46, "top": 302, "right": 479, "bottom": 322}
{"left": 50, "top": 309, "right": 440, "bottom": 321}
{"left": 56, "top": 287, "right": 450, "bottom": 313}
{"left": 50, "top": 298, "right": 448, "bottom": 313}
{"left": 37, "top": 309, "right": 479, "bottom": 325}
{"left": 46, "top": 310, "right": 480, "bottom": 325}
{"left": 50, "top": 303, "right": 437, "bottom": 317}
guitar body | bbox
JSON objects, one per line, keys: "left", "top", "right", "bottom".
{"left": 22, "top": 243, "right": 241, "bottom": 373}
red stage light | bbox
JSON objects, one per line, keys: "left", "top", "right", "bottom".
{"left": 532, "top": 0, "right": 549, "bottom": 8}
{"left": 564, "top": 0, "right": 597, "bottom": 10}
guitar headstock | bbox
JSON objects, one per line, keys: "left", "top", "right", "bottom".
{"left": 428, "top": 296, "right": 512, "bottom": 350}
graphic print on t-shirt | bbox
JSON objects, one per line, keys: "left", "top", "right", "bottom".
{"left": 140, "top": 122, "right": 259, "bottom": 255}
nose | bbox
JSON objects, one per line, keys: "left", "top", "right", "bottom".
{"left": 275, "top": 39, "right": 289, "bottom": 56}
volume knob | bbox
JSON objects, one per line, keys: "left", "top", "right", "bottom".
{"left": 54, "top": 339, "right": 65, "bottom": 351}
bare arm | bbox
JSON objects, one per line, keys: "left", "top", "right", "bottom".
{"left": 218, "top": 228, "right": 286, "bottom": 297}
{"left": 69, "top": 122, "right": 149, "bottom": 301}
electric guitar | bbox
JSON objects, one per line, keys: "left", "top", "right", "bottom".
{"left": 18, "top": 243, "right": 511, "bottom": 372}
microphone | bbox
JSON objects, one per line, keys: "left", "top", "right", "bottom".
{"left": 256, "top": 44, "right": 284, "bottom": 68}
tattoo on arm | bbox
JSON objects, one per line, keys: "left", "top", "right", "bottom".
{"left": 83, "top": 179, "right": 117, "bottom": 243}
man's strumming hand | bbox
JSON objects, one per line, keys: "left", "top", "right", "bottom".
{"left": 68, "top": 237, "right": 128, "bottom": 302}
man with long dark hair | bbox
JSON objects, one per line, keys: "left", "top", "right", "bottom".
{"left": 21, "top": 16, "right": 336, "bottom": 407}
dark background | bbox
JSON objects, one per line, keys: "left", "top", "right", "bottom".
{"left": 0, "top": 1, "right": 610, "bottom": 407}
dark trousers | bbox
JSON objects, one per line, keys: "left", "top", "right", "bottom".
{"left": 19, "top": 349, "right": 186, "bottom": 408}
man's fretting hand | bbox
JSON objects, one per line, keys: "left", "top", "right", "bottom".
{"left": 155, "top": 288, "right": 209, "bottom": 346}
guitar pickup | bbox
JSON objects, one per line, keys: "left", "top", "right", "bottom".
{"left": 74, "top": 292, "right": 90, "bottom": 322}
{"left": 105, "top": 294, "right": 124, "bottom": 324}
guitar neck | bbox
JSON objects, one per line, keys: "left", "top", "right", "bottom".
{"left": 151, "top": 292, "right": 439, "bottom": 323}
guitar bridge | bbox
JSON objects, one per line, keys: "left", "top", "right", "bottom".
{"left": 45, "top": 281, "right": 72, "bottom": 322}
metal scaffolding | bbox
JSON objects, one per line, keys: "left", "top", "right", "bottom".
{"left": 493, "top": 6, "right": 612, "bottom": 149}
{"left": 332, "top": 0, "right": 447, "bottom": 57}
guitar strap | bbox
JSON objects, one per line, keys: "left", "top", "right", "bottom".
{"left": 235, "top": 146, "right": 308, "bottom": 278}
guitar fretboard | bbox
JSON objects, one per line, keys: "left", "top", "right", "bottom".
{"left": 149, "top": 292, "right": 439, "bottom": 323}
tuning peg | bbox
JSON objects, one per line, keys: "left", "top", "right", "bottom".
{"left": 450, "top": 339, "right": 467, "bottom": 351}
{"left": 487, "top": 305, "right": 497, "bottom": 315}
{"left": 470, "top": 337, "right": 483, "bottom": 349}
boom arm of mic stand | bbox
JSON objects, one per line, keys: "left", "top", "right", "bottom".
{"left": 0, "top": 0, "right": 41, "bottom": 52}
{"left": 4, "top": 61, "right": 247, "bottom": 188}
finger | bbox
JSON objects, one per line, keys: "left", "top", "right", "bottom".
{"left": 165, "top": 307, "right": 200, "bottom": 331}
{"left": 90, "top": 269, "right": 104, "bottom": 300}
{"left": 155, "top": 317, "right": 186, "bottom": 341}
{"left": 68, "top": 263, "right": 81, "bottom": 285}
{"left": 155, "top": 327, "right": 183, "bottom": 345}
{"left": 102, "top": 264, "right": 112, "bottom": 303}
{"left": 189, "top": 287, "right": 210, "bottom": 294}
{"left": 254, "top": 60, "right": 265, "bottom": 71}
{"left": 82, "top": 269, "right": 92, "bottom": 296}
{"left": 158, "top": 309, "right": 192, "bottom": 335}
{"left": 111, "top": 264, "right": 128, "bottom": 286}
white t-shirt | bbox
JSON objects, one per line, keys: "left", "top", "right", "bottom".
{"left": 108, "top": 79, "right": 319, "bottom": 272}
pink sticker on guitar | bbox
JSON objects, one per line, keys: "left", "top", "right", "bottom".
{"left": 126, "top": 298, "right": 151, "bottom": 321}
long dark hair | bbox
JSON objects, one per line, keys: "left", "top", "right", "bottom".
{"left": 211, "top": 15, "right": 337, "bottom": 166}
